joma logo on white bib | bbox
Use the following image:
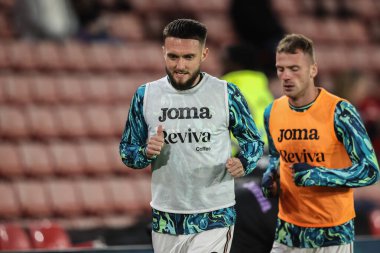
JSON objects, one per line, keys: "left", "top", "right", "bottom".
{"left": 158, "top": 107, "right": 212, "bottom": 122}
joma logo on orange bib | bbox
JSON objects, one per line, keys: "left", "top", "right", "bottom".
{"left": 278, "top": 128, "right": 320, "bottom": 142}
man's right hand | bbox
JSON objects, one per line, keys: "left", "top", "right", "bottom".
{"left": 261, "top": 171, "right": 279, "bottom": 198}
{"left": 145, "top": 125, "right": 165, "bottom": 159}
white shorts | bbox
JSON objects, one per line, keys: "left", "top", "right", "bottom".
{"left": 152, "top": 226, "right": 234, "bottom": 253}
{"left": 270, "top": 241, "right": 354, "bottom": 253}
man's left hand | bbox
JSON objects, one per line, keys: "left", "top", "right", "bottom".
{"left": 292, "top": 163, "right": 316, "bottom": 186}
{"left": 226, "top": 157, "right": 245, "bottom": 178}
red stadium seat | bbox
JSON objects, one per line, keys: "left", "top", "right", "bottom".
{"left": 0, "top": 223, "right": 32, "bottom": 250}
{"left": 13, "top": 180, "right": 52, "bottom": 218}
{"left": 77, "top": 141, "right": 112, "bottom": 175}
{"left": 49, "top": 141, "right": 84, "bottom": 176}
{"left": 369, "top": 45, "right": 380, "bottom": 73}
{"left": 19, "top": 142, "right": 54, "bottom": 177}
{"left": 346, "top": 46, "right": 371, "bottom": 71}
{"left": 80, "top": 75, "right": 112, "bottom": 103}
{"left": 34, "top": 42, "right": 64, "bottom": 71}
{"left": 108, "top": 14, "right": 145, "bottom": 42}
{"left": 28, "top": 221, "right": 72, "bottom": 249}
{"left": 197, "top": 14, "right": 237, "bottom": 47}
{"left": 341, "top": 19, "right": 369, "bottom": 45}
{"left": 26, "top": 105, "right": 59, "bottom": 139}
{"left": 103, "top": 176, "right": 144, "bottom": 215}
{"left": 7, "top": 41, "right": 37, "bottom": 71}
{"left": 82, "top": 105, "right": 114, "bottom": 137}
{"left": 111, "top": 104, "right": 129, "bottom": 137}
{"left": 55, "top": 105, "right": 87, "bottom": 138}
{"left": 129, "top": 0, "right": 178, "bottom": 14}
{"left": 56, "top": 76, "right": 86, "bottom": 103}
{"left": 29, "top": 75, "right": 59, "bottom": 104}
{"left": 134, "top": 176, "right": 152, "bottom": 214}
{"left": 271, "top": 0, "right": 300, "bottom": 17}
{"left": 317, "top": 18, "right": 345, "bottom": 44}
{"left": 85, "top": 44, "right": 116, "bottom": 72}
{"left": 43, "top": 179, "right": 83, "bottom": 217}
{"left": 178, "top": 0, "right": 230, "bottom": 14}
{"left": 0, "top": 43, "right": 9, "bottom": 70}
{"left": 344, "top": 0, "right": 377, "bottom": 21}
{"left": 282, "top": 16, "right": 321, "bottom": 43}
{"left": 369, "top": 209, "right": 380, "bottom": 236}
{"left": 74, "top": 178, "right": 113, "bottom": 215}
{"left": 2, "top": 74, "right": 32, "bottom": 104}
{"left": 107, "top": 74, "right": 146, "bottom": 103}
{"left": 112, "top": 42, "right": 163, "bottom": 72}
{"left": 60, "top": 41, "right": 89, "bottom": 72}
{"left": 0, "top": 183, "right": 22, "bottom": 219}
{"left": 0, "top": 142, "right": 24, "bottom": 178}
{"left": 0, "top": 105, "right": 29, "bottom": 139}
{"left": 314, "top": 44, "right": 349, "bottom": 74}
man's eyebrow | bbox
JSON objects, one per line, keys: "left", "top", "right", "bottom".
{"left": 276, "top": 64, "right": 299, "bottom": 68}
{"left": 167, "top": 52, "right": 195, "bottom": 57}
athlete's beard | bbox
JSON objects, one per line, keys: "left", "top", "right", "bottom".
{"left": 166, "top": 67, "right": 201, "bottom": 91}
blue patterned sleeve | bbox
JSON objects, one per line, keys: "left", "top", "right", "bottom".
{"left": 119, "top": 84, "right": 152, "bottom": 169}
{"left": 295, "top": 101, "right": 380, "bottom": 187}
{"left": 261, "top": 103, "right": 280, "bottom": 197}
{"left": 227, "top": 83, "right": 264, "bottom": 175}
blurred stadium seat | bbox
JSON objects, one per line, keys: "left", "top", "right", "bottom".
{"left": 104, "top": 176, "right": 141, "bottom": 215}
{"left": 26, "top": 105, "right": 59, "bottom": 139}
{"left": 0, "top": 223, "right": 32, "bottom": 250}
{"left": 78, "top": 141, "right": 113, "bottom": 175}
{"left": 0, "top": 105, "right": 29, "bottom": 139}
{"left": 7, "top": 41, "right": 37, "bottom": 71}
{"left": 108, "top": 13, "right": 145, "bottom": 42}
{"left": 369, "top": 209, "right": 380, "bottom": 236}
{"left": 83, "top": 105, "right": 114, "bottom": 137}
{"left": 19, "top": 142, "right": 55, "bottom": 177}
{"left": 49, "top": 141, "right": 84, "bottom": 177}
{"left": 34, "top": 42, "right": 64, "bottom": 71}
{"left": 74, "top": 177, "right": 113, "bottom": 215}
{"left": 0, "top": 143, "right": 24, "bottom": 178}
{"left": 13, "top": 180, "right": 52, "bottom": 218}
{"left": 56, "top": 75, "right": 86, "bottom": 103}
{"left": 28, "top": 221, "right": 72, "bottom": 249}
{"left": 55, "top": 105, "right": 87, "bottom": 138}
{"left": 0, "top": 183, "right": 22, "bottom": 219}
{"left": 60, "top": 41, "right": 89, "bottom": 72}
{"left": 85, "top": 44, "right": 116, "bottom": 72}
{"left": 271, "top": 0, "right": 300, "bottom": 16}
{"left": 1, "top": 74, "right": 32, "bottom": 105}
{"left": 43, "top": 178, "right": 83, "bottom": 218}
{"left": 111, "top": 104, "right": 129, "bottom": 137}
{"left": 29, "top": 75, "right": 59, "bottom": 104}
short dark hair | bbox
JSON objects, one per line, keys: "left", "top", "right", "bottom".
{"left": 163, "top": 19, "right": 207, "bottom": 45}
{"left": 276, "top": 34, "right": 315, "bottom": 63}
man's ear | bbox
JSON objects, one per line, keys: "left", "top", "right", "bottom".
{"left": 162, "top": 46, "right": 166, "bottom": 58}
{"left": 201, "top": 47, "right": 209, "bottom": 62}
{"left": 310, "top": 63, "right": 318, "bottom": 79}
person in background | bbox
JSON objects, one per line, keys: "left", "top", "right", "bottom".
{"left": 221, "top": 44, "right": 273, "bottom": 155}
{"left": 120, "top": 18, "right": 264, "bottom": 253}
{"left": 229, "top": 0, "right": 284, "bottom": 78}
{"left": 230, "top": 179, "right": 278, "bottom": 253}
{"left": 261, "top": 33, "right": 379, "bottom": 252}
{"left": 14, "top": 0, "right": 78, "bottom": 40}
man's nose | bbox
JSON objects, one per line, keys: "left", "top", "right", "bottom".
{"left": 280, "top": 69, "right": 291, "bottom": 80}
{"left": 176, "top": 58, "right": 186, "bottom": 69}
